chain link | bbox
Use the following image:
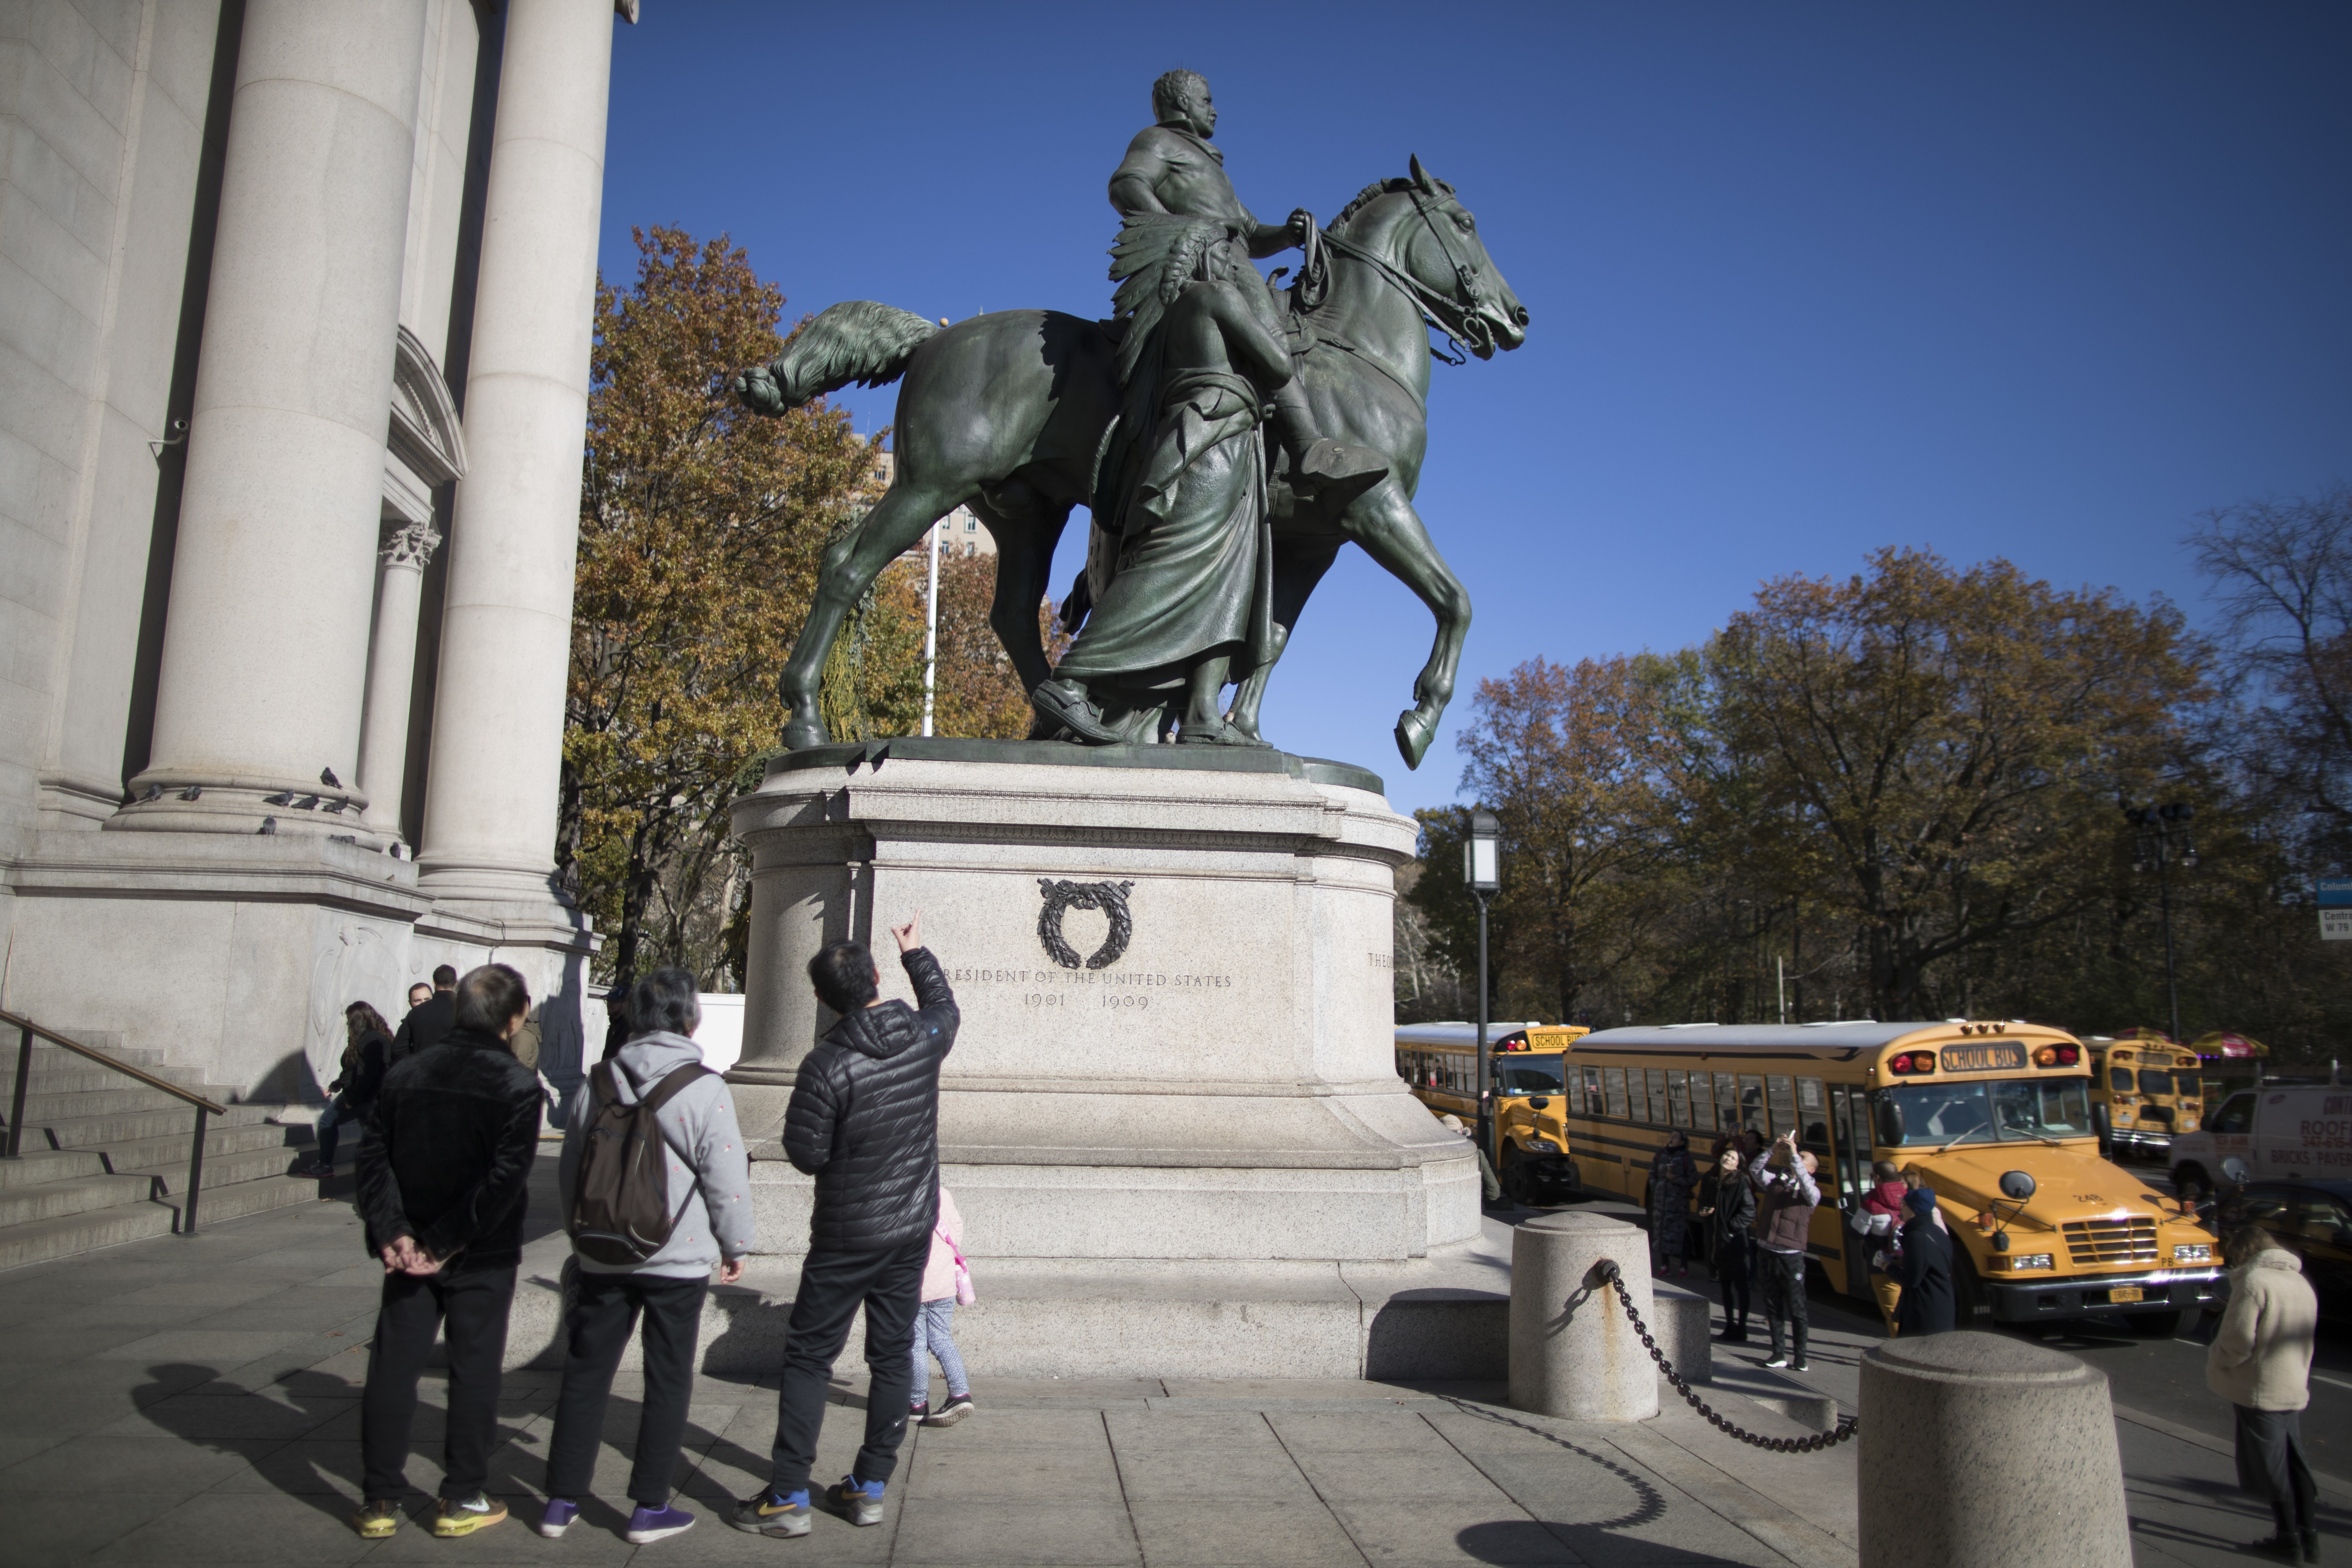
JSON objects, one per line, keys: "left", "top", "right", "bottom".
{"left": 1599, "top": 1265, "right": 1859, "bottom": 1454}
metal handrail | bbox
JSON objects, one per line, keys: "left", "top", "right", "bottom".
{"left": 0, "top": 1007, "right": 227, "bottom": 1235}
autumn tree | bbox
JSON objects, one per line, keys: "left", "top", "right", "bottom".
{"left": 563, "top": 226, "right": 877, "bottom": 986}
{"left": 1707, "top": 547, "right": 2205, "bottom": 1020}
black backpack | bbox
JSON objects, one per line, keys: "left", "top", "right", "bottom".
{"left": 568, "top": 1061, "right": 712, "bottom": 1265}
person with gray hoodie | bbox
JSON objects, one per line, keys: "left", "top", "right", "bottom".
{"left": 539, "top": 968, "right": 753, "bottom": 1546}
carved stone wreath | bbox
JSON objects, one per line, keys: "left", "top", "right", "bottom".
{"left": 1037, "top": 879, "right": 1136, "bottom": 970}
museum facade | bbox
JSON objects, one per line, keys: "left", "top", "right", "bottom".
{"left": 0, "top": 0, "right": 631, "bottom": 1100}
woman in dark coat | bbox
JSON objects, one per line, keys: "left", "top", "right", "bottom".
{"left": 1891, "top": 1186, "right": 1956, "bottom": 1336}
{"left": 1701, "top": 1146, "right": 1757, "bottom": 1342}
{"left": 306, "top": 1001, "right": 391, "bottom": 1177}
{"left": 1648, "top": 1130, "right": 1697, "bottom": 1278}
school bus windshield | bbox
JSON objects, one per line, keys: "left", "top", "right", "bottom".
{"left": 1496, "top": 1057, "right": 1566, "bottom": 1094}
{"left": 1884, "top": 1077, "right": 2096, "bottom": 1145}
{"left": 2134, "top": 1068, "right": 2176, "bottom": 1096}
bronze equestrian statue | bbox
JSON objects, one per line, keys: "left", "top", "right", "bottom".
{"left": 735, "top": 72, "right": 1527, "bottom": 769}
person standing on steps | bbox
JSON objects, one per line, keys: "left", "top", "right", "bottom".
{"left": 1700, "top": 1145, "right": 1755, "bottom": 1343}
{"left": 390, "top": 964, "right": 457, "bottom": 1064}
{"left": 306, "top": 1001, "right": 391, "bottom": 1181}
{"left": 1749, "top": 1133, "right": 1819, "bottom": 1372}
{"left": 733, "top": 913, "right": 958, "bottom": 1540}
{"left": 350, "top": 964, "right": 544, "bottom": 1541}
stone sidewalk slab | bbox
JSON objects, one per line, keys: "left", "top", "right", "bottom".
{"left": 0, "top": 1189, "right": 1847, "bottom": 1567}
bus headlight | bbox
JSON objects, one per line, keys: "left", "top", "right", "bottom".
{"left": 2174, "top": 1243, "right": 2212, "bottom": 1263}
{"left": 2004, "top": 1254, "right": 2055, "bottom": 1271}
{"left": 1524, "top": 1138, "right": 1560, "bottom": 1153}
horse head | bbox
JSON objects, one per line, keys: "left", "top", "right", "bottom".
{"left": 1324, "top": 157, "right": 1527, "bottom": 361}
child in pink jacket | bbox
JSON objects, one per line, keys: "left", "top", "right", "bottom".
{"left": 910, "top": 1187, "right": 975, "bottom": 1427}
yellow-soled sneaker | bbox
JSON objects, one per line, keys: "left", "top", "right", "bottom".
{"left": 432, "top": 1492, "right": 508, "bottom": 1537}
{"left": 352, "top": 1499, "right": 401, "bottom": 1539}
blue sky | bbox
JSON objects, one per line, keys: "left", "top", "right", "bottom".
{"left": 597, "top": 3, "right": 2350, "bottom": 815}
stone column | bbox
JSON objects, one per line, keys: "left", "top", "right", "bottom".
{"left": 415, "top": 0, "right": 613, "bottom": 906}
{"left": 121, "top": 0, "right": 428, "bottom": 835}
{"left": 357, "top": 522, "right": 441, "bottom": 837}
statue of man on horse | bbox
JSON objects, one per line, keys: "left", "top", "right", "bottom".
{"left": 731, "top": 70, "right": 1528, "bottom": 769}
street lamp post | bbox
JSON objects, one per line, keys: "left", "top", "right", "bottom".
{"left": 2125, "top": 802, "right": 2199, "bottom": 1045}
{"left": 1465, "top": 808, "right": 1501, "bottom": 1156}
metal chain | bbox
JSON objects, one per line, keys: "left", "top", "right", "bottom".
{"left": 1599, "top": 1264, "right": 1859, "bottom": 1454}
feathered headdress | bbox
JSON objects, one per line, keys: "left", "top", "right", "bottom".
{"left": 1107, "top": 214, "right": 1234, "bottom": 388}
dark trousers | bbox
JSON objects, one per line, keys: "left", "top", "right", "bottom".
{"left": 545, "top": 1271, "right": 711, "bottom": 1507}
{"left": 2235, "top": 1404, "right": 2318, "bottom": 1535}
{"left": 1758, "top": 1247, "right": 1808, "bottom": 1360}
{"left": 1715, "top": 1232, "right": 1752, "bottom": 1323}
{"left": 360, "top": 1262, "right": 518, "bottom": 1501}
{"left": 768, "top": 1237, "right": 928, "bottom": 1495}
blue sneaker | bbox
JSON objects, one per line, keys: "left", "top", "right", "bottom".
{"left": 536, "top": 1498, "right": 578, "bottom": 1538}
{"left": 626, "top": 1504, "right": 695, "bottom": 1544}
{"left": 824, "top": 1475, "right": 886, "bottom": 1527}
{"left": 730, "top": 1489, "right": 810, "bottom": 1538}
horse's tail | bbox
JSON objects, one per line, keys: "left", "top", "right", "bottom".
{"left": 766, "top": 301, "right": 939, "bottom": 407}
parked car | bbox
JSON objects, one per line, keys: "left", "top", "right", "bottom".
{"left": 2232, "top": 1178, "right": 2352, "bottom": 1316}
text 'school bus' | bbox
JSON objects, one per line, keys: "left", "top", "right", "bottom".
{"left": 1395, "top": 1022, "right": 1590, "bottom": 1203}
{"left": 2171, "top": 1081, "right": 2352, "bottom": 1191}
{"left": 1551, "top": 1021, "right": 2223, "bottom": 1333}
{"left": 2085, "top": 1036, "right": 2204, "bottom": 1161}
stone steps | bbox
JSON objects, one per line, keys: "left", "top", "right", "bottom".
{"left": 0, "top": 1198, "right": 178, "bottom": 1271}
{"left": 0, "top": 1171, "right": 158, "bottom": 1227}
{"left": 0, "top": 1028, "right": 332, "bottom": 1269}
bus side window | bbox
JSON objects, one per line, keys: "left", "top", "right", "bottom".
{"left": 1585, "top": 1066, "right": 1605, "bottom": 1115}
{"left": 1830, "top": 1085, "right": 1865, "bottom": 1202}
{"left": 1645, "top": 1069, "right": 1669, "bottom": 1127}
{"left": 1767, "top": 1076, "right": 1796, "bottom": 1141}
{"left": 1738, "top": 1075, "right": 1765, "bottom": 1136}
{"left": 1798, "top": 1077, "right": 1833, "bottom": 1164}
{"left": 1566, "top": 1068, "right": 1585, "bottom": 1115}
{"left": 1667, "top": 1070, "right": 1692, "bottom": 1128}
{"left": 1603, "top": 1067, "right": 1629, "bottom": 1121}
{"left": 1714, "top": 1072, "right": 1740, "bottom": 1133}
{"left": 1690, "top": 1072, "right": 1714, "bottom": 1132}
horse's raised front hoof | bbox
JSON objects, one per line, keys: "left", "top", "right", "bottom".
{"left": 1395, "top": 709, "right": 1437, "bottom": 771}
{"left": 780, "top": 715, "right": 829, "bottom": 751}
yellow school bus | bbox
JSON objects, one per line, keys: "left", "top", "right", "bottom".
{"left": 1396, "top": 1022, "right": 1591, "bottom": 1203}
{"left": 1556, "top": 1021, "right": 2223, "bottom": 1333}
{"left": 2086, "top": 1033, "right": 2203, "bottom": 1159}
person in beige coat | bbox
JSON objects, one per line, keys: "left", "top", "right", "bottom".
{"left": 2207, "top": 1222, "right": 2320, "bottom": 1563}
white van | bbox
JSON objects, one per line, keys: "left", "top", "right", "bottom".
{"left": 2170, "top": 1084, "right": 2352, "bottom": 1190}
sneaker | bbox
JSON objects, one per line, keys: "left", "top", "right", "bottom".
{"left": 824, "top": 1475, "right": 886, "bottom": 1527}
{"left": 432, "top": 1492, "right": 507, "bottom": 1537}
{"left": 537, "top": 1498, "right": 578, "bottom": 1539}
{"left": 1762, "top": 1354, "right": 1791, "bottom": 1369}
{"left": 910, "top": 1400, "right": 930, "bottom": 1420}
{"left": 626, "top": 1504, "right": 696, "bottom": 1544}
{"left": 923, "top": 1395, "right": 976, "bottom": 1428}
{"left": 1792, "top": 1359, "right": 1812, "bottom": 1373}
{"left": 730, "top": 1489, "right": 810, "bottom": 1538}
{"left": 352, "top": 1499, "right": 401, "bottom": 1539}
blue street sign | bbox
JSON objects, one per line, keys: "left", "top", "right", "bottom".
{"left": 2321, "top": 878, "right": 2352, "bottom": 908}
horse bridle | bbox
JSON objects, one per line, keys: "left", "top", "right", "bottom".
{"left": 1314, "top": 187, "right": 1495, "bottom": 364}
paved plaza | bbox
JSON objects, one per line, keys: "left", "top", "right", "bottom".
{"left": 0, "top": 1171, "right": 2340, "bottom": 1566}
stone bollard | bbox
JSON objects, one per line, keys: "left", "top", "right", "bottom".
{"left": 1649, "top": 1279, "right": 1714, "bottom": 1387}
{"left": 1509, "top": 1211, "right": 1660, "bottom": 1421}
{"left": 1858, "top": 1332, "right": 2129, "bottom": 1568}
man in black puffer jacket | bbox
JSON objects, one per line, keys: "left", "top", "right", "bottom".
{"left": 352, "top": 963, "right": 543, "bottom": 1541}
{"left": 735, "top": 913, "right": 956, "bottom": 1538}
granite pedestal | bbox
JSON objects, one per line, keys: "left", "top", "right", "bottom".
{"left": 720, "top": 741, "right": 1488, "bottom": 1375}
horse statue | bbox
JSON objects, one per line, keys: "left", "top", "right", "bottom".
{"left": 734, "top": 156, "right": 1527, "bottom": 770}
